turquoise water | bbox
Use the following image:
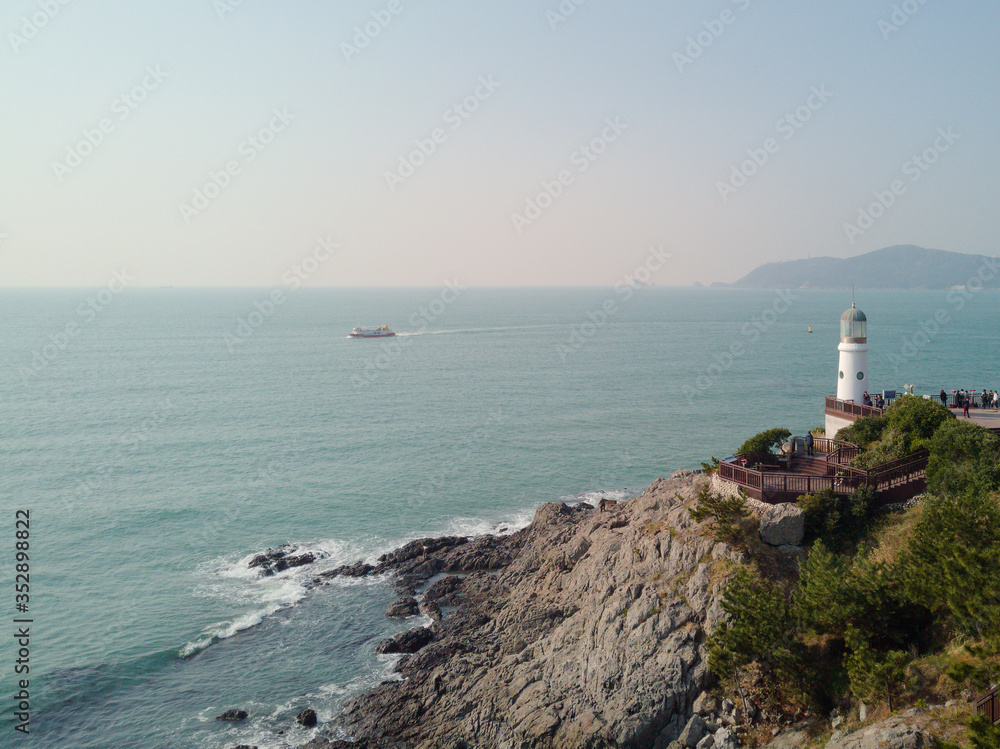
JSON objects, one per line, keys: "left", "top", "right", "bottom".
{"left": 1, "top": 287, "right": 998, "bottom": 748}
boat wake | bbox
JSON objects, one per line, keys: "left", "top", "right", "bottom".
{"left": 396, "top": 324, "right": 563, "bottom": 337}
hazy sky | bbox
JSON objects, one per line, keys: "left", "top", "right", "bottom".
{"left": 1, "top": 0, "right": 997, "bottom": 287}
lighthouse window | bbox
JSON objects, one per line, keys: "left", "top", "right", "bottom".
{"left": 839, "top": 371, "right": 844, "bottom": 379}
{"left": 857, "top": 371, "right": 865, "bottom": 380}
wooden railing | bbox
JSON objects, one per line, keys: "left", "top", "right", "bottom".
{"left": 977, "top": 685, "right": 999, "bottom": 724}
{"left": 718, "top": 446, "right": 929, "bottom": 505}
{"left": 825, "top": 396, "right": 883, "bottom": 419}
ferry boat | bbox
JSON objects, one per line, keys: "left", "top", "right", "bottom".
{"left": 348, "top": 325, "right": 396, "bottom": 338}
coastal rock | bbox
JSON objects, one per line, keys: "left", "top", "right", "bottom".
{"left": 678, "top": 714, "right": 706, "bottom": 746}
{"left": 418, "top": 599, "right": 443, "bottom": 621}
{"left": 308, "top": 471, "right": 730, "bottom": 749}
{"left": 298, "top": 708, "right": 318, "bottom": 727}
{"left": 714, "top": 728, "right": 738, "bottom": 749}
{"left": 759, "top": 504, "right": 805, "bottom": 547}
{"left": 695, "top": 734, "right": 715, "bottom": 749}
{"left": 320, "top": 561, "right": 375, "bottom": 580}
{"left": 692, "top": 692, "right": 717, "bottom": 716}
{"left": 385, "top": 597, "right": 420, "bottom": 619}
{"left": 671, "top": 469, "right": 703, "bottom": 479}
{"left": 375, "top": 537, "right": 468, "bottom": 568}
{"left": 216, "top": 709, "right": 248, "bottom": 721}
{"left": 248, "top": 546, "right": 324, "bottom": 576}
{"left": 823, "top": 720, "right": 934, "bottom": 749}
{"left": 374, "top": 627, "right": 434, "bottom": 654}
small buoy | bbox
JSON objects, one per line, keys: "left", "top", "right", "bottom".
{"left": 808, "top": 325, "right": 813, "bottom": 333}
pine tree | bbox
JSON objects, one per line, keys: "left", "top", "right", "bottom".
{"left": 903, "top": 491, "right": 1000, "bottom": 639}
{"left": 844, "top": 626, "right": 910, "bottom": 712}
{"left": 794, "top": 540, "right": 860, "bottom": 636}
{"left": 689, "top": 486, "right": 752, "bottom": 548}
{"left": 709, "top": 566, "right": 792, "bottom": 685}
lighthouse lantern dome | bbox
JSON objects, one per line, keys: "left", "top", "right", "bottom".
{"left": 840, "top": 304, "right": 867, "bottom": 343}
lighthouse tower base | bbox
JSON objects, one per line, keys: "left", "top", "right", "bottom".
{"left": 825, "top": 412, "right": 855, "bottom": 440}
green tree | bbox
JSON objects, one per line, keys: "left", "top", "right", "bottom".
{"left": 844, "top": 626, "right": 910, "bottom": 712}
{"left": 882, "top": 396, "right": 952, "bottom": 451}
{"left": 736, "top": 428, "right": 791, "bottom": 456}
{"left": 926, "top": 419, "right": 1000, "bottom": 497}
{"left": 903, "top": 491, "right": 1000, "bottom": 639}
{"left": 709, "top": 566, "right": 793, "bottom": 686}
{"left": 688, "top": 486, "right": 752, "bottom": 548}
{"left": 967, "top": 713, "right": 1000, "bottom": 749}
{"left": 796, "top": 488, "right": 875, "bottom": 548}
{"left": 836, "top": 414, "right": 887, "bottom": 448}
{"left": 794, "top": 540, "right": 860, "bottom": 636}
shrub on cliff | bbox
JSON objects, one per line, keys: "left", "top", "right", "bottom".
{"left": 883, "top": 396, "right": 952, "bottom": 447}
{"left": 835, "top": 414, "right": 886, "bottom": 448}
{"left": 796, "top": 484, "right": 875, "bottom": 549}
{"left": 844, "top": 626, "right": 911, "bottom": 712}
{"left": 736, "top": 428, "right": 791, "bottom": 456}
{"left": 709, "top": 566, "right": 798, "bottom": 688}
{"left": 841, "top": 397, "right": 952, "bottom": 469}
{"left": 925, "top": 419, "right": 1000, "bottom": 497}
{"left": 902, "top": 490, "right": 1000, "bottom": 639}
{"left": 688, "top": 486, "right": 753, "bottom": 548}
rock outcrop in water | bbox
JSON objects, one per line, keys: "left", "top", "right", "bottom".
{"left": 303, "top": 470, "right": 737, "bottom": 749}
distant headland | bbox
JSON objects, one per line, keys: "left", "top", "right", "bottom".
{"left": 713, "top": 245, "right": 1000, "bottom": 290}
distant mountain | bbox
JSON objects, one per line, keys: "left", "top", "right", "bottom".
{"left": 716, "top": 245, "right": 1000, "bottom": 290}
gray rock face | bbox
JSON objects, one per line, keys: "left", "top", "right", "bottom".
{"left": 823, "top": 720, "right": 934, "bottom": 749}
{"left": 309, "top": 472, "right": 729, "bottom": 749}
{"left": 692, "top": 692, "right": 717, "bottom": 716}
{"left": 759, "top": 503, "right": 805, "bottom": 547}
{"left": 678, "top": 715, "right": 705, "bottom": 746}
{"left": 695, "top": 734, "right": 716, "bottom": 749}
{"left": 385, "top": 596, "right": 419, "bottom": 618}
{"left": 714, "top": 728, "right": 738, "bottom": 749}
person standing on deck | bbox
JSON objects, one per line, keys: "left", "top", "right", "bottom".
{"left": 805, "top": 432, "right": 814, "bottom": 456}
{"left": 940, "top": 389, "right": 948, "bottom": 405}
{"left": 963, "top": 398, "right": 971, "bottom": 418}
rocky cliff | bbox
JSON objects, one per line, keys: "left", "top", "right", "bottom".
{"left": 294, "top": 471, "right": 965, "bottom": 749}
{"left": 303, "top": 470, "right": 734, "bottom": 749}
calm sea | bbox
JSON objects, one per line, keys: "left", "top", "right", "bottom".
{"left": 2, "top": 287, "right": 998, "bottom": 748}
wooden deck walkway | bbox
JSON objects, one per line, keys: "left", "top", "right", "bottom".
{"left": 718, "top": 438, "right": 928, "bottom": 506}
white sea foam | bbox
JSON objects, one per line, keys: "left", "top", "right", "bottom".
{"left": 182, "top": 489, "right": 612, "bottom": 658}
{"left": 562, "top": 487, "right": 636, "bottom": 506}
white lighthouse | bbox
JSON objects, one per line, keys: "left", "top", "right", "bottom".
{"left": 825, "top": 303, "right": 870, "bottom": 436}
{"left": 837, "top": 303, "right": 869, "bottom": 402}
